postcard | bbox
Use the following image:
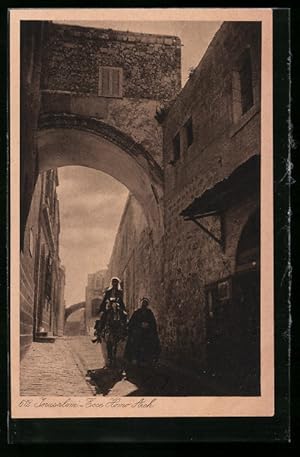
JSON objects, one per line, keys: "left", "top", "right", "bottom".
{"left": 10, "top": 8, "right": 274, "bottom": 419}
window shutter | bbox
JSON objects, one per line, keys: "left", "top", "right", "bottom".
{"left": 101, "top": 68, "right": 110, "bottom": 96}
{"left": 99, "top": 66, "right": 123, "bottom": 97}
{"left": 112, "top": 68, "right": 120, "bottom": 97}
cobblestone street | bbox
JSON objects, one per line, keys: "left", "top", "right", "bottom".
{"left": 20, "top": 337, "right": 95, "bottom": 396}
{"left": 20, "top": 336, "right": 226, "bottom": 397}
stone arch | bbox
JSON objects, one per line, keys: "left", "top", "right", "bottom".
{"left": 37, "top": 113, "right": 164, "bottom": 238}
{"left": 64, "top": 301, "right": 85, "bottom": 322}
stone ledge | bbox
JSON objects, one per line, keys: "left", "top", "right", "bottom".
{"left": 34, "top": 336, "right": 56, "bottom": 343}
{"left": 52, "top": 23, "right": 181, "bottom": 47}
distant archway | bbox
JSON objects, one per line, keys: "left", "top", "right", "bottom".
{"left": 37, "top": 113, "right": 164, "bottom": 238}
{"left": 64, "top": 301, "right": 85, "bottom": 322}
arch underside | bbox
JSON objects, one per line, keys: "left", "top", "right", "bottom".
{"left": 37, "top": 113, "right": 163, "bottom": 234}
{"left": 65, "top": 301, "right": 85, "bottom": 321}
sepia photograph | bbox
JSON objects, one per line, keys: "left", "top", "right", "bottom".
{"left": 10, "top": 8, "right": 274, "bottom": 418}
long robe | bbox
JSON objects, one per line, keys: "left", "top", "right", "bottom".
{"left": 124, "top": 307, "right": 161, "bottom": 364}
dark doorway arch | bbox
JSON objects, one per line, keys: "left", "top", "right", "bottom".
{"left": 232, "top": 207, "right": 260, "bottom": 394}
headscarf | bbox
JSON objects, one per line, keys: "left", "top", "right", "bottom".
{"left": 107, "top": 276, "right": 122, "bottom": 291}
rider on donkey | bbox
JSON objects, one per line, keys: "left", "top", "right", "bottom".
{"left": 92, "top": 277, "right": 127, "bottom": 343}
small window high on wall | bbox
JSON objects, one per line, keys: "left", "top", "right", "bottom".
{"left": 98, "top": 66, "right": 123, "bottom": 98}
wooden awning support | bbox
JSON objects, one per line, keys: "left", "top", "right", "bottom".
{"left": 180, "top": 155, "right": 259, "bottom": 252}
{"left": 183, "top": 211, "right": 225, "bottom": 251}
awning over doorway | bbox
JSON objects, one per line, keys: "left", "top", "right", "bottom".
{"left": 180, "top": 154, "right": 260, "bottom": 219}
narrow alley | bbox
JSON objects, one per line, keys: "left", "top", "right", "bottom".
{"left": 20, "top": 336, "right": 230, "bottom": 397}
{"left": 18, "top": 20, "right": 262, "bottom": 400}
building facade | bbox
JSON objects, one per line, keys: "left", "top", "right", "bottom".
{"left": 106, "top": 22, "right": 261, "bottom": 393}
{"left": 105, "top": 194, "right": 162, "bottom": 318}
{"left": 20, "top": 21, "right": 261, "bottom": 393}
{"left": 20, "top": 169, "right": 65, "bottom": 357}
{"left": 85, "top": 269, "right": 107, "bottom": 332}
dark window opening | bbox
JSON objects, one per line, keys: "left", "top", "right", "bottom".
{"left": 239, "top": 49, "right": 254, "bottom": 114}
{"left": 172, "top": 132, "right": 181, "bottom": 163}
{"left": 185, "top": 117, "right": 194, "bottom": 147}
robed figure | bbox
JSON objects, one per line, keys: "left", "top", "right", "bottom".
{"left": 124, "top": 298, "right": 161, "bottom": 366}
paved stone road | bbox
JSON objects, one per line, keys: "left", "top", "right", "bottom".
{"left": 20, "top": 336, "right": 222, "bottom": 397}
{"left": 20, "top": 337, "right": 95, "bottom": 396}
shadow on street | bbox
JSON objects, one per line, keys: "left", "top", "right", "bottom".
{"left": 86, "top": 361, "right": 260, "bottom": 397}
{"left": 86, "top": 364, "right": 223, "bottom": 397}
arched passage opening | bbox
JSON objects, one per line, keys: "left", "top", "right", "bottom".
{"left": 22, "top": 114, "right": 164, "bottom": 344}
{"left": 231, "top": 207, "right": 260, "bottom": 393}
{"left": 36, "top": 113, "right": 164, "bottom": 239}
{"left": 64, "top": 306, "right": 85, "bottom": 337}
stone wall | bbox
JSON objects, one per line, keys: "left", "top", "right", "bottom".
{"left": 105, "top": 195, "right": 163, "bottom": 322}
{"left": 20, "top": 170, "right": 64, "bottom": 357}
{"left": 41, "top": 23, "right": 181, "bottom": 101}
{"left": 20, "top": 21, "right": 47, "bottom": 247}
{"left": 85, "top": 269, "right": 107, "bottom": 330}
{"left": 161, "top": 21, "right": 261, "bottom": 368}
{"left": 20, "top": 176, "right": 43, "bottom": 358}
{"left": 40, "top": 23, "right": 182, "bottom": 168}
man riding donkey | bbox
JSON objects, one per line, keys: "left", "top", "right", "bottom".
{"left": 92, "top": 277, "right": 128, "bottom": 367}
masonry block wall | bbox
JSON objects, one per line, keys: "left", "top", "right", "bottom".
{"left": 105, "top": 195, "right": 163, "bottom": 323}
{"left": 85, "top": 269, "right": 107, "bottom": 331}
{"left": 40, "top": 23, "right": 182, "bottom": 166}
{"left": 20, "top": 176, "right": 43, "bottom": 358}
{"left": 161, "top": 22, "right": 261, "bottom": 369}
{"left": 20, "top": 21, "right": 47, "bottom": 247}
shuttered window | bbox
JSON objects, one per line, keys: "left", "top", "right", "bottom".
{"left": 98, "top": 66, "right": 123, "bottom": 98}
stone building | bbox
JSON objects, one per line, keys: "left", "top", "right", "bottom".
{"left": 105, "top": 194, "right": 161, "bottom": 318}
{"left": 20, "top": 21, "right": 181, "bottom": 357}
{"left": 106, "top": 21, "right": 261, "bottom": 393}
{"left": 57, "top": 265, "right": 66, "bottom": 337}
{"left": 85, "top": 269, "right": 107, "bottom": 332}
{"left": 161, "top": 22, "right": 260, "bottom": 392}
{"left": 20, "top": 169, "right": 65, "bottom": 357}
{"left": 20, "top": 21, "right": 261, "bottom": 392}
